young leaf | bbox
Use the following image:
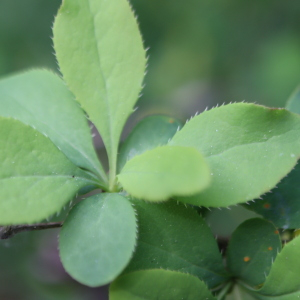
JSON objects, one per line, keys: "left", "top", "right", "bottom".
{"left": 0, "top": 117, "right": 97, "bottom": 224}
{"left": 170, "top": 103, "right": 300, "bottom": 207}
{"left": 286, "top": 85, "right": 300, "bottom": 114}
{"left": 256, "top": 236, "right": 300, "bottom": 297}
{"left": 109, "top": 269, "right": 217, "bottom": 300}
{"left": 117, "top": 115, "right": 182, "bottom": 172}
{"left": 53, "top": 0, "right": 146, "bottom": 188}
{"left": 125, "top": 199, "right": 228, "bottom": 289}
{"left": 118, "top": 145, "right": 211, "bottom": 201}
{"left": 0, "top": 70, "right": 107, "bottom": 187}
{"left": 226, "top": 218, "right": 281, "bottom": 287}
{"left": 244, "top": 163, "right": 300, "bottom": 229}
{"left": 59, "top": 193, "right": 137, "bottom": 287}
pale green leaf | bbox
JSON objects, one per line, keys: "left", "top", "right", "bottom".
{"left": 53, "top": 0, "right": 146, "bottom": 187}
{"left": 109, "top": 269, "right": 217, "bottom": 300}
{"left": 59, "top": 193, "right": 137, "bottom": 287}
{"left": 227, "top": 218, "right": 281, "bottom": 287}
{"left": 170, "top": 103, "right": 300, "bottom": 207}
{"left": 0, "top": 117, "right": 97, "bottom": 224}
{"left": 118, "top": 115, "right": 182, "bottom": 173}
{"left": 118, "top": 145, "right": 211, "bottom": 201}
{"left": 0, "top": 70, "right": 107, "bottom": 187}
{"left": 125, "top": 199, "right": 228, "bottom": 289}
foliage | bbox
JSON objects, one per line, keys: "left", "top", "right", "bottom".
{"left": 1, "top": 0, "right": 300, "bottom": 299}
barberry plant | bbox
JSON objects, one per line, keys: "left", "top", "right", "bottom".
{"left": 1, "top": 0, "right": 300, "bottom": 299}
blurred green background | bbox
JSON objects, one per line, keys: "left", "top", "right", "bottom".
{"left": 0, "top": 0, "right": 299, "bottom": 299}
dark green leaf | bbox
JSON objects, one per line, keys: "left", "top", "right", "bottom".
{"left": 227, "top": 218, "right": 281, "bottom": 287}
{"left": 125, "top": 199, "right": 228, "bottom": 289}
{"left": 118, "top": 115, "right": 182, "bottom": 172}
{"left": 256, "top": 236, "right": 300, "bottom": 297}
{"left": 110, "top": 269, "right": 217, "bottom": 300}
{"left": 244, "top": 163, "right": 300, "bottom": 229}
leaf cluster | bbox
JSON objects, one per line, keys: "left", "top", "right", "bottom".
{"left": 1, "top": 0, "right": 300, "bottom": 299}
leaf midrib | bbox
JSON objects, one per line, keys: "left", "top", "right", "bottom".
{"left": 86, "top": 0, "right": 114, "bottom": 158}
{"left": 0, "top": 175, "right": 97, "bottom": 185}
{"left": 205, "top": 129, "right": 299, "bottom": 160}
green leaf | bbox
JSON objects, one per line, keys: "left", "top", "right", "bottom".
{"left": 125, "top": 199, "right": 228, "bottom": 289}
{"left": 109, "top": 269, "right": 217, "bottom": 300}
{"left": 118, "top": 145, "right": 211, "bottom": 201}
{"left": 117, "top": 115, "right": 182, "bottom": 173}
{"left": 170, "top": 103, "right": 300, "bottom": 207}
{"left": 244, "top": 163, "right": 300, "bottom": 229}
{"left": 53, "top": 0, "right": 146, "bottom": 188}
{"left": 286, "top": 85, "right": 300, "bottom": 114}
{"left": 246, "top": 88, "right": 300, "bottom": 229}
{"left": 0, "top": 70, "right": 107, "bottom": 187}
{"left": 256, "top": 236, "right": 300, "bottom": 296}
{"left": 59, "top": 193, "right": 137, "bottom": 287}
{"left": 255, "top": 292, "right": 300, "bottom": 300}
{"left": 227, "top": 218, "right": 281, "bottom": 287}
{"left": 0, "top": 117, "right": 97, "bottom": 224}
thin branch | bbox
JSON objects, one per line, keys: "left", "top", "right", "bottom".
{"left": 0, "top": 222, "right": 63, "bottom": 240}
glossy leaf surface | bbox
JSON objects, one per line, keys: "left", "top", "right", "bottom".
{"left": 110, "top": 269, "right": 217, "bottom": 300}
{"left": 118, "top": 145, "right": 211, "bottom": 201}
{"left": 0, "top": 70, "right": 107, "bottom": 186}
{"left": 125, "top": 199, "right": 228, "bottom": 289}
{"left": 53, "top": 0, "right": 146, "bottom": 185}
{"left": 0, "top": 117, "right": 96, "bottom": 224}
{"left": 117, "top": 115, "right": 182, "bottom": 172}
{"left": 170, "top": 103, "right": 300, "bottom": 207}
{"left": 59, "top": 193, "right": 137, "bottom": 287}
{"left": 227, "top": 218, "right": 281, "bottom": 287}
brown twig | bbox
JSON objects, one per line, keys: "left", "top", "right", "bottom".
{"left": 0, "top": 222, "right": 63, "bottom": 239}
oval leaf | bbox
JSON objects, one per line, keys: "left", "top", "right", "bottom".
{"left": 227, "top": 218, "right": 281, "bottom": 287}
{"left": 118, "top": 145, "right": 211, "bottom": 201}
{"left": 0, "top": 70, "right": 107, "bottom": 187}
{"left": 118, "top": 115, "right": 182, "bottom": 172}
{"left": 0, "top": 117, "right": 97, "bottom": 224}
{"left": 53, "top": 0, "right": 146, "bottom": 183}
{"left": 59, "top": 193, "right": 137, "bottom": 287}
{"left": 170, "top": 103, "right": 300, "bottom": 207}
{"left": 125, "top": 199, "right": 228, "bottom": 289}
{"left": 109, "top": 269, "right": 217, "bottom": 300}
